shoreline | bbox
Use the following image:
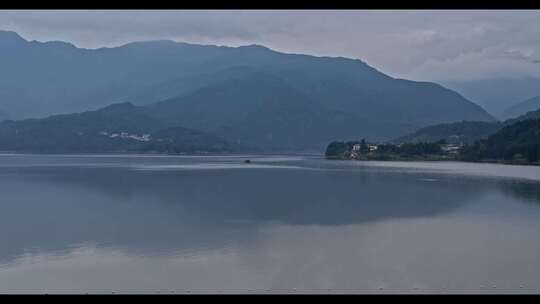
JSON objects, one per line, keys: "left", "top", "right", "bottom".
{"left": 1, "top": 151, "right": 538, "bottom": 167}
{"left": 325, "top": 156, "right": 540, "bottom": 167}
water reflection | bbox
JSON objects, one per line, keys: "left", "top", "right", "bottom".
{"left": 0, "top": 161, "right": 487, "bottom": 261}
{"left": 0, "top": 155, "right": 539, "bottom": 293}
{"left": 499, "top": 180, "right": 540, "bottom": 204}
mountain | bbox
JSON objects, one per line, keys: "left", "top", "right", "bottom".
{"left": 0, "top": 102, "right": 233, "bottom": 153}
{"left": 443, "top": 77, "right": 540, "bottom": 118}
{"left": 502, "top": 95, "right": 540, "bottom": 120}
{"left": 392, "top": 121, "right": 502, "bottom": 145}
{"left": 460, "top": 118, "right": 540, "bottom": 163}
{"left": 393, "top": 106, "right": 540, "bottom": 146}
{"left": 505, "top": 108, "right": 540, "bottom": 126}
{"left": 0, "top": 30, "right": 495, "bottom": 151}
{"left": 0, "top": 30, "right": 230, "bottom": 118}
{"left": 144, "top": 66, "right": 494, "bottom": 150}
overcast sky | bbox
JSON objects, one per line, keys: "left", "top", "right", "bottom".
{"left": 1, "top": 10, "right": 539, "bottom": 82}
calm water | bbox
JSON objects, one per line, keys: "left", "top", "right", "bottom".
{"left": 0, "top": 154, "right": 540, "bottom": 294}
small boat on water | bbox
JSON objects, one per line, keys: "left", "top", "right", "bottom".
{"left": 244, "top": 159, "right": 251, "bottom": 164}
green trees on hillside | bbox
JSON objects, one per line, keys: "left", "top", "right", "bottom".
{"left": 399, "top": 141, "right": 443, "bottom": 156}
{"left": 460, "top": 119, "right": 540, "bottom": 163}
{"left": 325, "top": 139, "right": 445, "bottom": 160}
{"left": 326, "top": 118, "right": 540, "bottom": 164}
{"left": 325, "top": 141, "right": 353, "bottom": 159}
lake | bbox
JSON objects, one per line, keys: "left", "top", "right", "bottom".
{"left": 0, "top": 154, "right": 539, "bottom": 294}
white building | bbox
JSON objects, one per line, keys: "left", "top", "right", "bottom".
{"left": 441, "top": 144, "right": 461, "bottom": 154}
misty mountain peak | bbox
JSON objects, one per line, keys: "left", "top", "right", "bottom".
{"left": 98, "top": 102, "right": 137, "bottom": 113}
{"left": 36, "top": 40, "right": 77, "bottom": 49}
{"left": 121, "top": 39, "right": 194, "bottom": 49}
{"left": 237, "top": 44, "right": 271, "bottom": 51}
{"left": 0, "top": 30, "right": 27, "bottom": 47}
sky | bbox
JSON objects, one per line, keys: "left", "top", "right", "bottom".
{"left": 1, "top": 10, "right": 539, "bottom": 82}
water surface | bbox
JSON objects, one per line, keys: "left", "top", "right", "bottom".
{"left": 0, "top": 154, "right": 539, "bottom": 293}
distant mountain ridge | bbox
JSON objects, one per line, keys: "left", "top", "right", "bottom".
{"left": 443, "top": 77, "right": 540, "bottom": 118}
{"left": 392, "top": 107, "right": 540, "bottom": 146}
{"left": 392, "top": 121, "right": 502, "bottom": 145}
{"left": 0, "top": 30, "right": 495, "bottom": 151}
{"left": 502, "top": 95, "right": 540, "bottom": 120}
{"left": 504, "top": 108, "right": 540, "bottom": 126}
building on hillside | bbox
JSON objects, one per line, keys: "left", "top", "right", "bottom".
{"left": 441, "top": 144, "right": 461, "bottom": 154}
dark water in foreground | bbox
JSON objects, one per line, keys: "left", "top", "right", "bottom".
{"left": 0, "top": 154, "right": 539, "bottom": 294}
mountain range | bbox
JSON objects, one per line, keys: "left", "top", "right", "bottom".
{"left": 0, "top": 30, "right": 496, "bottom": 151}
{"left": 501, "top": 95, "right": 540, "bottom": 120}
{"left": 392, "top": 107, "right": 540, "bottom": 145}
{"left": 443, "top": 77, "right": 540, "bottom": 119}
{"left": 504, "top": 108, "right": 540, "bottom": 125}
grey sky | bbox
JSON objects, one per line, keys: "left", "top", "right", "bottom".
{"left": 1, "top": 10, "right": 539, "bottom": 82}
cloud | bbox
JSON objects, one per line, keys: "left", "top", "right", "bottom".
{"left": 0, "top": 10, "right": 539, "bottom": 82}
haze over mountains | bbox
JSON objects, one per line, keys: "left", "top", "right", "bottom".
{"left": 444, "top": 78, "right": 540, "bottom": 119}
{"left": 502, "top": 95, "right": 540, "bottom": 120}
{"left": 0, "top": 30, "right": 496, "bottom": 151}
{"left": 391, "top": 107, "right": 540, "bottom": 147}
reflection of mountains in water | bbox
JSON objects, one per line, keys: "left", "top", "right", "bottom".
{"left": 499, "top": 180, "right": 540, "bottom": 204}
{"left": 0, "top": 162, "right": 490, "bottom": 263}
{"left": 14, "top": 163, "right": 490, "bottom": 223}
